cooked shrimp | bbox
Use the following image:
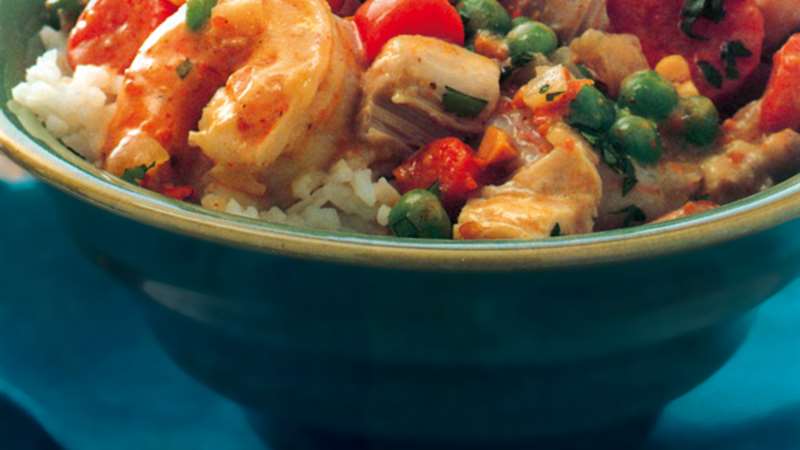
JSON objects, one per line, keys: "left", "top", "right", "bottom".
{"left": 103, "top": 0, "right": 361, "bottom": 208}
{"left": 189, "top": 0, "right": 361, "bottom": 207}
{"left": 103, "top": 0, "right": 267, "bottom": 179}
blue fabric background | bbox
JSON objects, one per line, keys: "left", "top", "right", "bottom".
{"left": 1, "top": 181, "right": 798, "bottom": 450}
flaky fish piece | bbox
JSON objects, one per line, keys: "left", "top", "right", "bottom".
{"left": 456, "top": 124, "right": 602, "bottom": 240}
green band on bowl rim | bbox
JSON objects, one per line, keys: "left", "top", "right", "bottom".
{"left": 2, "top": 107, "right": 800, "bottom": 272}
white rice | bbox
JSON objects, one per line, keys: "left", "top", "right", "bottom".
{"left": 11, "top": 27, "right": 121, "bottom": 163}
{"left": 218, "top": 158, "right": 401, "bottom": 233}
{"left": 12, "top": 27, "right": 401, "bottom": 234}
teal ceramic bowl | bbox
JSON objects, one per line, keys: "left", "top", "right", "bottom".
{"left": 3, "top": 1, "right": 800, "bottom": 447}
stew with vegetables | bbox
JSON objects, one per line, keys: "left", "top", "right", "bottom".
{"left": 10, "top": 0, "right": 800, "bottom": 240}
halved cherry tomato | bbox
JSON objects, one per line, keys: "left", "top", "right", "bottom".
{"left": 354, "top": 0, "right": 465, "bottom": 63}
{"left": 607, "top": 0, "right": 764, "bottom": 102}
{"left": 393, "top": 137, "right": 483, "bottom": 215}
{"left": 67, "top": 0, "right": 179, "bottom": 73}
{"left": 761, "top": 34, "right": 800, "bottom": 132}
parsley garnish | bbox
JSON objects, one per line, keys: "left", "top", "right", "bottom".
{"left": 121, "top": 162, "right": 155, "bottom": 185}
{"left": 550, "top": 223, "right": 561, "bottom": 237}
{"left": 545, "top": 91, "right": 565, "bottom": 102}
{"left": 176, "top": 59, "right": 193, "bottom": 79}
{"left": 721, "top": 40, "right": 752, "bottom": 80}
{"left": 442, "top": 86, "right": 489, "bottom": 118}
{"left": 428, "top": 181, "right": 442, "bottom": 198}
{"left": 575, "top": 64, "right": 594, "bottom": 80}
{"left": 681, "top": 0, "right": 727, "bottom": 40}
{"left": 614, "top": 205, "right": 647, "bottom": 228}
{"left": 579, "top": 128, "right": 638, "bottom": 196}
{"left": 186, "top": 0, "right": 217, "bottom": 31}
{"left": 698, "top": 60, "right": 724, "bottom": 88}
{"left": 539, "top": 83, "right": 551, "bottom": 94}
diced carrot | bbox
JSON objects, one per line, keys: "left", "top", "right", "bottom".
{"left": 473, "top": 32, "right": 509, "bottom": 61}
{"left": 476, "top": 126, "right": 519, "bottom": 166}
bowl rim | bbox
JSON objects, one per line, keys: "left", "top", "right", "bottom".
{"left": 3, "top": 110, "right": 800, "bottom": 272}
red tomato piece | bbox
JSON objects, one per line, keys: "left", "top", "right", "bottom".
{"left": 607, "top": 0, "right": 764, "bottom": 102}
{"left": 354, "top": 0, "right": 465, "bottom": 63}
{"left": 394, "top": 138, "right": 483, "bottom": 215}
{"left": 161, "top": 184, "right": 195, "bottom": 201}
{"left": 67, "top": 0, "right": 179, "bottom": 73}
{"left": 761, "top": 34, "right": 800, "bottom": 132}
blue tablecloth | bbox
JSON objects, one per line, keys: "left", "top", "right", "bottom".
{"left": 1, "top": 180, "right": 798, "bottom": 450}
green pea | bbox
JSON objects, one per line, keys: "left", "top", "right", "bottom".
{"left": 567, "top": 85, "right": 617, "bottom": 133}
{"left": 618, "top": 70, "right": 679, "bottom": 122}
{"left": 511, "top": 16, "right": 532, "bottom": 28}
{"left": 609, "top": 115, "right": 663, "bottom": 165}
{"left": 389, "top": 190, "right": 452, "bottom": 239}
{"left": 506, "top": 21, "right": 558, "bottom": 66}
{"left": 679, "top": 96, "right": 720, "bottom": 147}
{"left": 457, "top": 0, "right": 512, "bottom": 36}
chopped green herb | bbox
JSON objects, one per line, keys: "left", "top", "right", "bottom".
{"left": 681, "top": 0, "right": 726, "bottom": 40}
{"left": 186, "top": 0, "right": 217, "bottom": 31}
{"left": 176, "top": 59, "right": 193, "bottom": 79}
{"left": 698, "top": 61, "right": 723, "bottom": 88}
{"left": 576, "top": 64, "right": 594, "bottom": 79}
{"left": 443, "top": 86, "right": 489, "bottom": 118}
{"left": 121, "top": 162, "right": 156, "bottom": 185}
{"left": 550, "top": 223, "right": 561, "bottom": 237}
{"left": 545, "top": 91, "right": 565, "bottom": 102}
{"left": 579, "top": 129, "right": 638, "bottom": 196}
{"left": 428, "top": 181, "right": 442, "bottom": 198}
{"left": 614, "top": 205, "right": 647, "bottom": 228}
{"left": 539, "top": 83, "right": 551, "bottom": 94}
{"left": 721, "top": 40, "right": 752, "bottom": 80}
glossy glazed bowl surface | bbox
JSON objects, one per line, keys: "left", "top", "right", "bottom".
{"left": 3, "top": 1, "right": 800, "bottom": 446}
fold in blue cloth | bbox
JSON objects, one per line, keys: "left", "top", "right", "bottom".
{"left": 0, "top": 182, "right": 798, "bottom": 450}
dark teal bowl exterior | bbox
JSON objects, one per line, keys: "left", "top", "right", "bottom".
{"left": 50, "top": 187, "right": 799, "bottom": 443}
